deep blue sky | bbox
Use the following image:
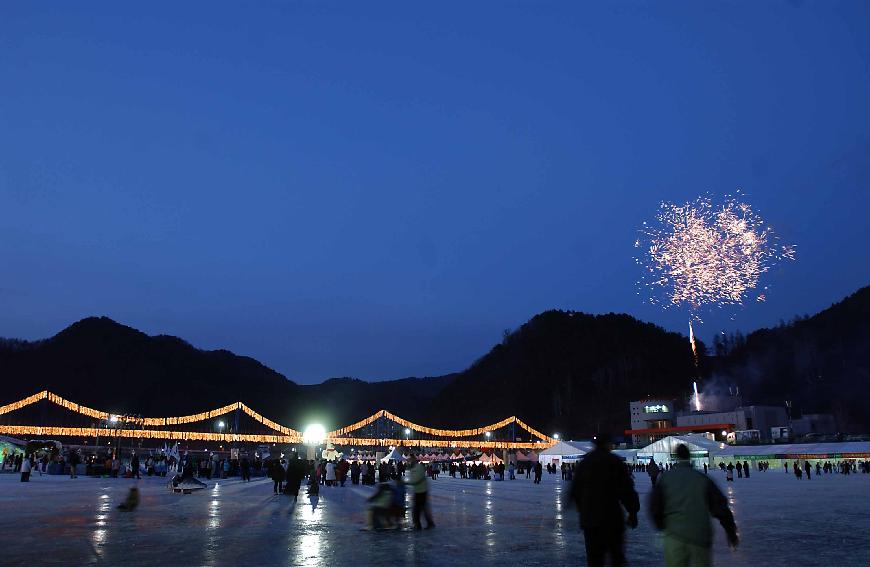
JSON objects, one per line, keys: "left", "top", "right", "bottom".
{"left": 2, "top": 2, "right": 869, "bottom": 383}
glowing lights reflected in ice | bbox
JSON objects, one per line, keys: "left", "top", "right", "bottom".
{"left": 91, "top": 492, "right": 112, "bottom": 558}
{"left": 202, "top": 484, "right": 222, "bottom": 566}
{"left": 553, "top": 483, "right": 566, "bottom": 561}
{"left": 484, "top": 483, "right": 496, "bottom": 551}
{"left": 296, "top": 494, "right": 323, "bottom": 565}
{"left": 2, "top": 471, "right": 866, "bottom": 566}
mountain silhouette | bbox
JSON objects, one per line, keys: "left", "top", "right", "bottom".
{"left": 1, "top": 286, "right": 868, "bottom": 436}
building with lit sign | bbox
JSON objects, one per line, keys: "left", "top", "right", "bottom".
{"left": 628, "top": 399, "right": 676, "bottom": 445}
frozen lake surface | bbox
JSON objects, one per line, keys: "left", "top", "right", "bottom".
{"left": 1, "top": 469, "right": 868, "bottom": 565}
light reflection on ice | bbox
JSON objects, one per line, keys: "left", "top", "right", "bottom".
{"left": 208, "top": 498, "right": 221, "bottom": 529}
{"left": 92, "top": 492, "right": 111, "bottom": 557}
{"left": 484, "top": 484, "right": 494, "bottom": 526}
{"left": 553, "top": 484, "right": 566, "bottom": 558}
{"left": 202, "top": 485, "right": 222, "bottom": 567}
{"left": 297, "top": 496, "right": 323, "bottom": 565}
{"left": 485, "top": 483, "right": 496, "bottom": 550}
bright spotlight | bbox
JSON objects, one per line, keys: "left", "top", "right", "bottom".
{"left": 553, "top": 433, "right": 560, "bottom": 440}
{"left": 485, "top": 431, "right": 491, "bottom": 438}
{"left": 721, "top": 430, "right": 728, "bottom": 436}
{"left": 217, "top": 421, "right": 225, "bottom": 429}
{"left": 109, "top": 415, "right": 119, "bottom": 424}
{"left": 303, "top": 423, "right": 326, "bottom": 445}
{"left": 404, "top": 428, "right": 411, "bottom": 435}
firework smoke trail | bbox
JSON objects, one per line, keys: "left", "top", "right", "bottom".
{"left": 689, "top": 321, "right": 702, "bottom": 410}
{"left": 636, "top": 193, "right": 795, "bottom": 411}
{"left": 688, "top": 320, "right": 699, "bottom": 364}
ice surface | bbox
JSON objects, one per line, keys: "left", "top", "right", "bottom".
{"left": 0, "top": 469, "right": 868, "bottom": 565}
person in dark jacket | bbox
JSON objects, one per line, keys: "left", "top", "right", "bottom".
{"left": 69, "top": 450, "right": 80, "bottom": 479}
{"left": 271, "top": 460, "right": 286, "bottom": 493}
{"left": 647, "top": 460, "right": 660, "bottom": 486}
{"left": 569, "top": 434, "right": 639, "bottom": 567}
{"left": 534, "top": 461, "right": 543, "bottom": 484}
{"left": 130, "top": 454, "right": 140, "bottom": 479}
{"left": 285, "top": 455, "right": 304, "bottom": 500}
{"left": 649, "top": 444, "right": 738, "bottom": 566}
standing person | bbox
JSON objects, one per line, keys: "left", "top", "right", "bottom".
{"left": 131, "top": 453, "right": 141, "bottom": 479}
{"left": 111, "top": 455, "right": 120, "bottom": 478}
{"left": 804, "top": 461, "right": 812, "bottom": 480}
{"left": 526, "top": 462, "right": 532, "bottom": 479}
{"left": 325, "top": 460, "right": 336, "bottom": 487}
{"left": 271, "top": 460, "right": 285, "bottom": 494}
{"left": 508, "top": 462, "right": 516, "bottom": 480}
{"left": 647, "top": 460, "right": 660, "bottom": 486}
{"left": 568, "top": 434, "right": 639, "bottom": 567}
{"left": 703, "top": 463, "right": 708, "bottom": 475}
{"left": 69, "top": 450, "right": 80, "bottom": 479}
{"left": 351, "top": 460, "right": 361, "bottom": 485}
{"left": 742, "top": 461, "right": 750, "bottom": 479}
{"left": 240, "top": 457, "right": 251, "bottom": 482}
{"left": 407, "top": 454, "right": 435, "bottom": 530}
{"left": 285, "top": 455, "right": 304, "bottom": 501}
{"left": 649, "top": 444, "right": 738, "bottom": 566}
{"left": 534, "top": 461, "right": 543, "bottom": 484}
{"left": 338, "top": 458, "right": 349, "bottom": 487}
{"left": 20, "top": 454, "right": 32, "bottom": 482}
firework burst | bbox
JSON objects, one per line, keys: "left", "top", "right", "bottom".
{"left": 635, "top": 194, "right": 795, "bottom": 322}
{"left": 635, "top": 193, "right": 795, "bottom": 412}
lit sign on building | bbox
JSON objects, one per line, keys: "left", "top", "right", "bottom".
{"left": 644, "top": 404, "right": 669, "bottom": 413}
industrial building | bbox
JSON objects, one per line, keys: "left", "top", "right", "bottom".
{"left": 675, "top": 405, "right": 788, "bottom": 442}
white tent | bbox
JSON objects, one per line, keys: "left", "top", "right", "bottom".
{"left": 637, "top": 435, "right": 726, "bottom": 466}
{"left": 538, "top": 440, "right": 590, "bottom": 465}
{"left": 711, "top": 441, "right": 870, "bottom": 467}
{"left": 380, "top": 446, "right": 407, "bottom": 463}
{"left": 613, "top": 449, "right": 638, "bottom": 463}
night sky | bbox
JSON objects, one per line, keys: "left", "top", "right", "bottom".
{"left": 2, "top": 2, "right": 869, "bottom": 383}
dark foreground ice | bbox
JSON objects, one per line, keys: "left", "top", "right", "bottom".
{"left": 1, "top": 468, "right": 868, "bottom": 565}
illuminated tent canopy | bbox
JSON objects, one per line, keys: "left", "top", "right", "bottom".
{"left": 381, "top": 446, "right": 407, "bottom": 462}
{"left": 538, "top": 440, "right": 593, "bottom": 465}
{"left": 637, "top": 434, "right": 725, "bottom": 464}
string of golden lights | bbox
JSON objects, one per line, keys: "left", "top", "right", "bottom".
{"left": 0, "top": 391, "right": 557, "bottom": 447}
{"left": 329, "top": 410, "right": 556, "bottom": 443}
{"left": 0, "top": 426, "right": 549, "bottom": 449}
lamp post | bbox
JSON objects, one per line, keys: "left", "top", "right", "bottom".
{"left": 303, "top": 424, "right": 326, "bottom": 461}
{"left": 109, "top": 415, "right": 120, "bottom": 458}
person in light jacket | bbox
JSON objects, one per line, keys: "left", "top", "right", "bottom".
{"left": 649, "top": 444, "right": 738, "bottom": 567}
{"left": 20, "top": 454, "right": 32, "bottom": 482}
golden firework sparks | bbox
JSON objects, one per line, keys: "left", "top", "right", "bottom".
{"left": 635, "top": 194, "right": 795, "bottom": 321}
